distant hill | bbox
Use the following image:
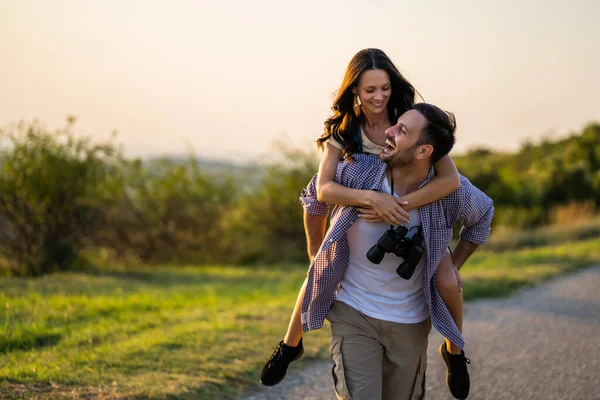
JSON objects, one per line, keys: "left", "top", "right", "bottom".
{"left": 143, "top": 155, "right": 265, "bottom": 188}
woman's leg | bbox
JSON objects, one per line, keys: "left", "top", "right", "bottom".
{"left": 283, "top": 277, "right": 307, "bottom": 347}
{"left": 436, "top": 249, "right": 471, "bottom": 399}
{"left": 260, "top": 276, "right": 307, "bottom": 386}
{"left": 435, "top": 249, "right": 463, "bottom": 354}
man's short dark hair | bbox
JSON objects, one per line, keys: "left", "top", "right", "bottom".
{"left": 412, "top": 103, "right": 456, "bottom": 164}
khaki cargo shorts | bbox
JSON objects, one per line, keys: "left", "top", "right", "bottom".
{"left": 327, "top": 301, "right": 431, "bottom": 400}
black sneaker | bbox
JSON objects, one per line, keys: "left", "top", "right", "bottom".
{"left": 438, "top": 342, "right": 471, "bottom": 399}
{"left": 259, "top": 339, "right": 304, "bottom": 386}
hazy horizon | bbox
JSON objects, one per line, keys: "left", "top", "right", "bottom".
{"left": 1, "top": 0, "right": 599, "bottom": 162}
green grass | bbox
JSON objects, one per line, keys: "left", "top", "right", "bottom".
{"left": 0, "top": 265, "right": 330, "bottom": 399}
{"left": 1, "top": 236, "right": 600, "bottom": 399}
{"left": 484, "top": 216, "right": 600, "bottom": 252}
{"left": 461, "top": 237, "right": 600, "bottom": 299}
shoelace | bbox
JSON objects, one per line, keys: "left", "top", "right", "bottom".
{"left": 455, "top": 356, "right": 471, "bottom": 365}
{"left": 267, "top": 342, "right": 285, "bottom": 367}
{"left": 450, "top": 354, "right": 471, "bottom": 370}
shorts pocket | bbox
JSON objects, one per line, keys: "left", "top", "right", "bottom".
{"left": 410, "top": 355, "right": 427, "bottom": 400}
{"left": 330, "top": 335, "right": 352, "bottom": 400}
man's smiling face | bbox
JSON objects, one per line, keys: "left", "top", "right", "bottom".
{"left": 380, "top": 109, "right": 427, "bottom": 167}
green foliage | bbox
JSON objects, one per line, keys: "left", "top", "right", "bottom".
{"left": 220, "top": 145, "right": 319, "bottom": 263}
{"left": 1, "top": 117, "right": 599, "bottom": 275}
{"left": 0, "top": 118, "right": 120, "bottom": 276}
{"left": 455, "top": 122, "right": 600, "bottom": 226}
{"left": 0, "top": 118, "right": 320, "bottom": 274}
{"left": 95, "top": 155, "right": 236, "bottom": 264}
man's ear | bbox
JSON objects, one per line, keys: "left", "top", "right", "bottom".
{"left": 416, "top": 144, "right": 433, "bottom": 160}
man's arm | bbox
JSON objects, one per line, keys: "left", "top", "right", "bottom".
{"left": 304, "top": 212, "right": 327, "bottom": 261}
{"left": 452, "top": 238, "right": 479, "bottom": 271}
{"left": 299, "top": 173, "right": 330, "bottom": 260}
{"left": 456, "top": 176, "right": 495, "bottom": 246}
{"left": 450, "top": 177, "right": 494, "bottom": 289}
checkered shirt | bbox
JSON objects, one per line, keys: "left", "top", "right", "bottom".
{"left": 299, "top": 153, "right": 494, "bottom": 349}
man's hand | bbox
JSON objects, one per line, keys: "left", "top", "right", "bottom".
{"left": 357, "top": 206, "right": 384, "bottom": 222}
{"left": 452, "top": 263, "right": 463, "bottom": 292}
{"left": 364, "top": 192, "right": 410, "bottom": 225}
{"left": 451, "top": 238, "right": 479, "bottom": 292}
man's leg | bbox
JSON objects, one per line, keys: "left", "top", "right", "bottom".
{"left": 327, "top": 301, "right": 384, "bottom": 400}
{"left": 381, "top": 318, "right": 431, "bottom": 400}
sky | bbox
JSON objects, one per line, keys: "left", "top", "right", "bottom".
{"left": 1, "top": 0, "right": 599, "bottom": 163}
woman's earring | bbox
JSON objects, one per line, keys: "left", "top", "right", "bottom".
{"left": 356, "top": 94, "right": 362, "bottom": 106}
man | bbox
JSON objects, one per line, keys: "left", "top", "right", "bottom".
{"left": 299, "top": 103, "right": 494, "bottom": 399}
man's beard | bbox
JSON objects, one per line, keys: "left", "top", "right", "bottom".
{"left": 381, "top": 145, "right": 417, "bottom": 168}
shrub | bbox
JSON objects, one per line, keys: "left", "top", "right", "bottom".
{"left": 0, "top": 118, "right": 120, "bottom": 276}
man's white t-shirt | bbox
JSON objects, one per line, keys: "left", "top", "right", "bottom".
{"left": 335, "top": 177, "right": 429, "bottom": 324}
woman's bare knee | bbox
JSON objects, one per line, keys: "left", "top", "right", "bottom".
{"left": 435, "top": 253, "right": 459, "bottom": 294}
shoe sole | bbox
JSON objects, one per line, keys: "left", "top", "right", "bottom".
{"left": 259, "top": 348, "right": 304, "bottom": 387}
{"left": 438, "top": 344, "right": 451, "bottom": 393}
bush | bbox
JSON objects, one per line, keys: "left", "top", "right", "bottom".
{"left": 2, "top": 115, "right": 598, "bottom": 275}
{"left": 220, "top": 145, "right": 319, "bottom": 264}
{"left": 0, "top": 118, "right": 120, "bottom": 276}
{"left": 95, "top": 156, "right": 236, "bottom": 264}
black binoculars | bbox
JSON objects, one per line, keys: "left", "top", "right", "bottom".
{"left": 366, "top": 225, "right": 425, "bottom": 279}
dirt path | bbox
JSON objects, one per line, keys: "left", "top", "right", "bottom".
{"left": 244, "top": 265, "right": 600, "bottom": 400}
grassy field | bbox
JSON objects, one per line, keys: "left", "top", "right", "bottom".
{"left": 1, "top": 234, "right": 600, "bottom": 399}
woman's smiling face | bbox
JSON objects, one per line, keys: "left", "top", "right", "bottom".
{"left": 354, "top": 69, "right": 391, "bottom": 115}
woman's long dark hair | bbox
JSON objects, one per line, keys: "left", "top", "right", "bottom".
{"left": 317, "top": 48, "right": 417, "bottom": 159}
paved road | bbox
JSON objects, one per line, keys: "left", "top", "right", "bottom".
{"left": 244, "top": 265, "right": 600, "bottom": 400}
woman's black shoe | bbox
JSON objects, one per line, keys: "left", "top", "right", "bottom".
{"left": 259, "top": 339, "right": 304, "bottom": 386}
{"left": 438, "top": 342, "right": 471, "bottom": 399}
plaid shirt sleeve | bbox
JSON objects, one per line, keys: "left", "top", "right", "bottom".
{"left": 456, "top": 176, "right": 495, "bottom": 245}
{"left": 299, "top": 173, "right": 330, "bottom": 217}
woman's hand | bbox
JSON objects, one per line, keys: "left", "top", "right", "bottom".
{"left": 366, "top": 192, "right": 410, "bottom": 225}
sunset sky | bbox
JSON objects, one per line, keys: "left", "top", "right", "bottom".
{"left": 1, "top": 0, "right": 598, "bottom": 162}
